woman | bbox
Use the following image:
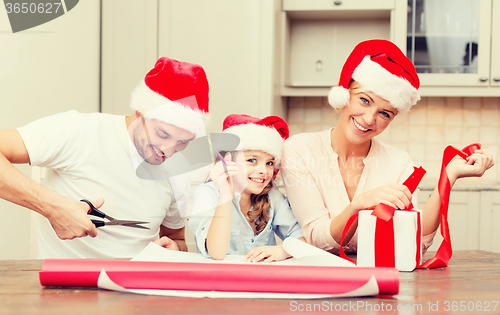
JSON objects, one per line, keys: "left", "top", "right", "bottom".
{"left": 281, "top": 39, "right": 494, "bottom": 255}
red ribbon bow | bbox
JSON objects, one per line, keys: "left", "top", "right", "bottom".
{"left": 339, "top": 143, "right": 481, "bottom": 269}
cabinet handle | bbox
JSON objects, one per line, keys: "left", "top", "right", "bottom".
{"left": 479, "top": 77, "right": 488, "bottom": 82}
{"left": 333, "top": 1, "right": 342, "bottom": 5}
{"left": 493, "top": 77, "right": 500, "bottom": 82}
{"left": 316, "top": 60, "right": 323, "bottom": 72}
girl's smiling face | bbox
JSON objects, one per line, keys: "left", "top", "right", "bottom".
{"left": 338, "top": 85, "right": 397, "bottom": 145}
{"left": 232, "top": 150, "right": 275, "bottom": 196}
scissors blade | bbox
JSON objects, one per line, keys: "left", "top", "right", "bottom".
{"left": 120, "top": 223, "right": 150, "bottom": 230}
{"left": 104, "top": 220, "right": 150, "bottom": 229}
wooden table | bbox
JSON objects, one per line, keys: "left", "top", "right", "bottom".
{"left": 1, "top": 251, "right": 499, "bottom": 315}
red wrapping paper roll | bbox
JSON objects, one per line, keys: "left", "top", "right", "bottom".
{"left": 39, "top": 259, "right": 399, "bottom": 295}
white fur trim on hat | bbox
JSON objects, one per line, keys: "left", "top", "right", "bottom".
{"left": 130, "top": 81, "right": 208, "bottom": 138}
{"left": 223, "top": 123, "right": 284, "bottom": 167}
{"left": 328, "top": 86, "right": 351, "bottom": 111}
{"left": 352, "top": 56, "right": 420, "bottom": 112}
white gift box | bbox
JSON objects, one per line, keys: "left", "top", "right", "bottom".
{"left": 357, "top": 209, "right": 422, "bottom": 272}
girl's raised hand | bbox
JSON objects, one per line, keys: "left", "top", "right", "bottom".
{"left": 351, "top": 183, "right": 412, "bottom": 212}
{"left": 209, "top": 153, "right": 239, "bottom": 200}
{"left": 245, "top": 244, "right": 291, "bottom": 263}
{"left": 446, "top": 148, "right": 494, "bottom": 183}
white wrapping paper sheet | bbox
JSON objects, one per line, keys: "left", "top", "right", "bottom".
{"left": 357, "top": 210, "right": 422, "bottom": 272}
{"left": 97, "top": 238, "right": 381, "bottom": 298}
{"left": 131, "top": 237, "right": 356, "bottom": 267}
{"left": 97, "top": 270, "right": 379, "bottom": 299}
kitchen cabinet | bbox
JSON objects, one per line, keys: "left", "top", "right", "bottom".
{"left": 479, "top": 190, "right": 500, "bottom": 253}
{"left": 279, "top": 0, "right": 407, "bottom": 96}
{"left": 419, "top": 187, "right": 500, "bottom": 253}
{"left": 406, "top": 0, "right": 500, "bottom": 96}
{"left": 101, "top": 1, "right": 500, "bottom": 110}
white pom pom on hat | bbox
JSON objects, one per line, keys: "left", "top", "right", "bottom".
{"left": 328, "top": 39, "right": 421, "bottom": 113}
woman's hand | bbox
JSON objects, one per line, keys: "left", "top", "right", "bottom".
{"left": 245, "top": 245, "right": 291, "bottom": 263}
{"left": 446, "top": 149, "right": 494, "bottom": 184}
{"left": 351, "top": 183, "right": 412, "bottom": 212}
{"left": 209, "top": 154, "right": 238, "bottom": 201}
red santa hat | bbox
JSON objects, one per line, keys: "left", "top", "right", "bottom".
{"left": 222, "top": 114, "right": 289, "bottom": 167}
{"left": 328, "top": 39, "right": 420, "bottom": 113}
{"left": 130, "top": 57, "right": 209, "bottom": 137}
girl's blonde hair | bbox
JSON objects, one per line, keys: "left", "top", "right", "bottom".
{"left": 248, "top": 182, "right": 272, "bottom": 234}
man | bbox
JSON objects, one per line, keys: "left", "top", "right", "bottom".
{"left": 0, "top": 57, "right": 209, "bottom": 258}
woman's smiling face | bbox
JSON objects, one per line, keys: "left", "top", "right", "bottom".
{"left": 338, "top": 84, "right": 398, "bottom": 145}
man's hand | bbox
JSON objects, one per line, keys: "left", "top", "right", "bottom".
{"left": 0, "top": 129, "right": 101, "bottom": 240}
{"left": 159, "top": 225, "right": 187, "bottom": 251}
{"left": 46, "top": 198, "right": 102, "bottom": 240}
{"left": 154, "top": 236, "right": 180, "bottom": 251}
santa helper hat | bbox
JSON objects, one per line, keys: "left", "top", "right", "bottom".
{"left": 328, "top": 39, "right": 420, "bottom": 113}
{"left": 222, "top": 114, "right": 289, "bottom": 169}
{"left": 130, "top": 57, "right": 209, "bottom": 138}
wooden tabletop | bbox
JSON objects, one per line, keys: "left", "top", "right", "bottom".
{"left": 1, "top": 251, "right": 499, "bottom": 315}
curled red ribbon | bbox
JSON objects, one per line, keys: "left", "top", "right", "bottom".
{"left": 339, "top": 143, "right": 481, "bottom": 270}
{"left": 419, "top": 143, "right": 481, "bottom": 269}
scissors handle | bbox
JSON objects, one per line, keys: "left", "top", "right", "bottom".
{"left": 80, "top": 199, "right": 106, "bottom": 219}
{"left": 90, "top": 219, "right": 105, "bottom": 228}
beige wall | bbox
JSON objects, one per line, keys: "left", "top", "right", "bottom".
{"left": 0, "top": 1, "right": 100, "bottom": 259}
{"left": 287, "top": 96, "right": 500, "bottom": 187}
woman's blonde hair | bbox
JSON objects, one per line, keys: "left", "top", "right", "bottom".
{"left": 348, "top": 79, "right": 366, "bottom": 94}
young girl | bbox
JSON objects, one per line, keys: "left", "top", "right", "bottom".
{"left": 188, "top": 114, "right": 305, "bottom": 262}
{"left": 281, "top": 39, "right": 494, "bottom": 255}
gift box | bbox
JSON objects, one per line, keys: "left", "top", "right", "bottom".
{"left": 357, "top": 209, "right": 422, "bottom": 272}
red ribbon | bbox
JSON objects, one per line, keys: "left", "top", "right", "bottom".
{"left": 371, "top": 166, "right": 427, "bottom": 221}
{"left": 374, "top": 217, "right": 395, "bottom": 267}
{"left": 339, "top": 166, "right": 425, "bottom": 266}
{"left": 419, "top": 143, "right": 481, "bottom": 269}
{"left": 339, "top": 143, "right": 481, "bottom": 269}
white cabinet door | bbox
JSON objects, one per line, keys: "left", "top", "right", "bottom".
{"left": 283, "top": 0, "right": 395, "bottom": 11}
{"left": 479, "top": 191, "right": 500, "bottom": 253}
{"left": 407, "top": 0, "right": 500, "bottom": 96}
{"left": 419, "top": 189, "right": 481, "bottom": 252}
{"left": 280, "top": 0, "right": 406, "bottom": 96}
{"left": 158, "top": 0, "right": 280, "bottom": 133}
{"left": 490, "top": 0, "right": 500, "bottom": 87}
{"left": 101, "top": 0, "right": 159, "bottom": 115}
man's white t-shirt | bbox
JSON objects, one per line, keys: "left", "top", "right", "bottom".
{"left": 17, "top": 110, "right": 186, "bottom": 259}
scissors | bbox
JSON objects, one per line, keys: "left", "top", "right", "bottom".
{"left": 80, "top": 199, "right": 150, "bottom": 230}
